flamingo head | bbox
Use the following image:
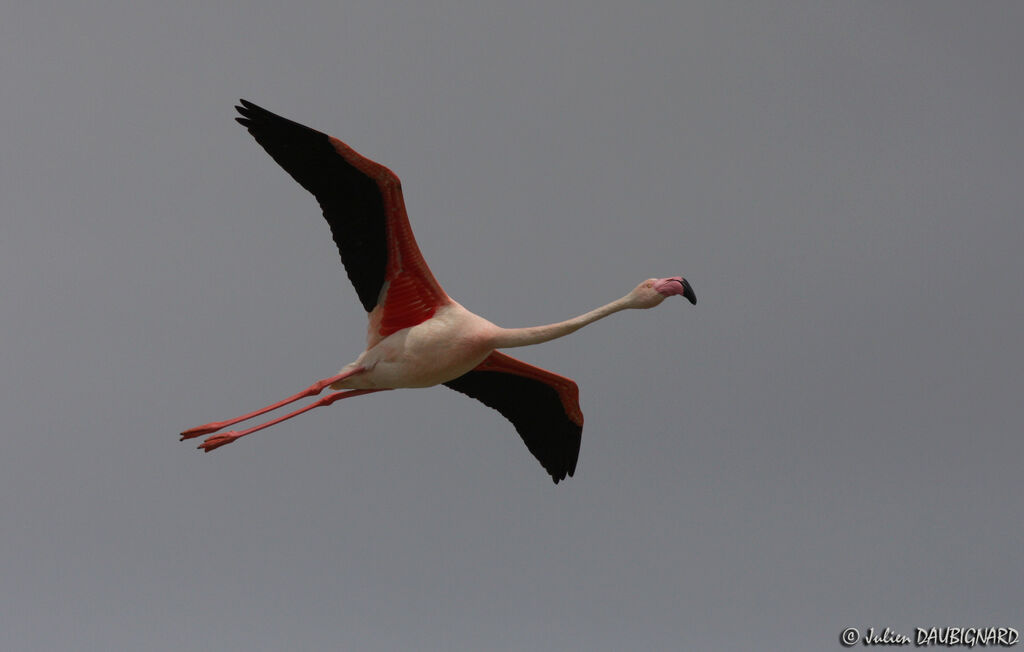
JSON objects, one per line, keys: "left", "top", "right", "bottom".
{"left": 629, "top": 277, "right": 697, "bottom": 308}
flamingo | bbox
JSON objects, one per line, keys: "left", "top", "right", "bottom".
{"left": 180, "top": 100, "right": 696, "bottom": 483}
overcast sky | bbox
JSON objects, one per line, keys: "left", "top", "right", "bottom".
{"left": 2, "top": 2, "right": 1022, "bottom": 650}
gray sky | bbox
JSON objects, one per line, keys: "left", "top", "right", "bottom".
{"left": 2, "top": 1, "right": 1022, "bottom": 650}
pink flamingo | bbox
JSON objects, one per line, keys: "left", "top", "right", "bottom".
{"left": 180, "top": 100, "right": 696, "bottom": 483}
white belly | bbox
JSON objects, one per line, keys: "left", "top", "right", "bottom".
{"left": 335, "top": 303, "right": 497, "bottom": 389}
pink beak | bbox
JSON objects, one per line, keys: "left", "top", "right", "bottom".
{"left": 654, "top": 277, "right": 696, "bottom": 304}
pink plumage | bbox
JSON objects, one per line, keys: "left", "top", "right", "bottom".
{"left": 180, "top": 100, "right": 696, "bottom": 483}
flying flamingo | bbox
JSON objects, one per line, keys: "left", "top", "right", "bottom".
{"left": 180, "top": 100, "right": 696, "bottom": 483}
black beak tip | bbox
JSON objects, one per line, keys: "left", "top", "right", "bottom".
{"left": 681, "top": 279, "right": 696, "bottom": 305}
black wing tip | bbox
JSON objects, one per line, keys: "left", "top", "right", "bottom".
{"left": 232, "top": 100, "right": 329, "bottom": 143}
{"left": 234, "top": 99, "right": 264, "bottom": 123}
{"left": 236, "top": 98, "right": 260, "bottom": 114}
{"left": 234, "top": 99, "right": 282, "bottom": 127}
{"left": 551, "top": 470, "right": 574, "bottom": 484}
{"left": 549, "top": 430, "right": 581, "bottom": 483}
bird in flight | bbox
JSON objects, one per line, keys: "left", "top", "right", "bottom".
{"left": 180, "top": 100, "right": 696, "bottom": 483}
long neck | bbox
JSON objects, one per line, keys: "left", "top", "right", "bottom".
{"left": 492, "top": 295, "right": 634, "bottom": 349}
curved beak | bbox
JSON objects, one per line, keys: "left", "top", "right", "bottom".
{"left": 679, "top": 278, "right": 696, "bottom": 305}
{"left": 654, "top": 276, "right": 697, "bottom": 305}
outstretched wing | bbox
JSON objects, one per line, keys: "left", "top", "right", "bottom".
{"left": 444, "top": 351, "right": 583, "bottom": 483}
{"left": 234, "top": 100, "right": 449, "bottom": 338}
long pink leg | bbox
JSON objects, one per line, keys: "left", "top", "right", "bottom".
{"left": 180, "top": 367, "right": 366, "bottom": 441}
{"left": 197, "top": 388, "right": 390, "bottom": 452}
